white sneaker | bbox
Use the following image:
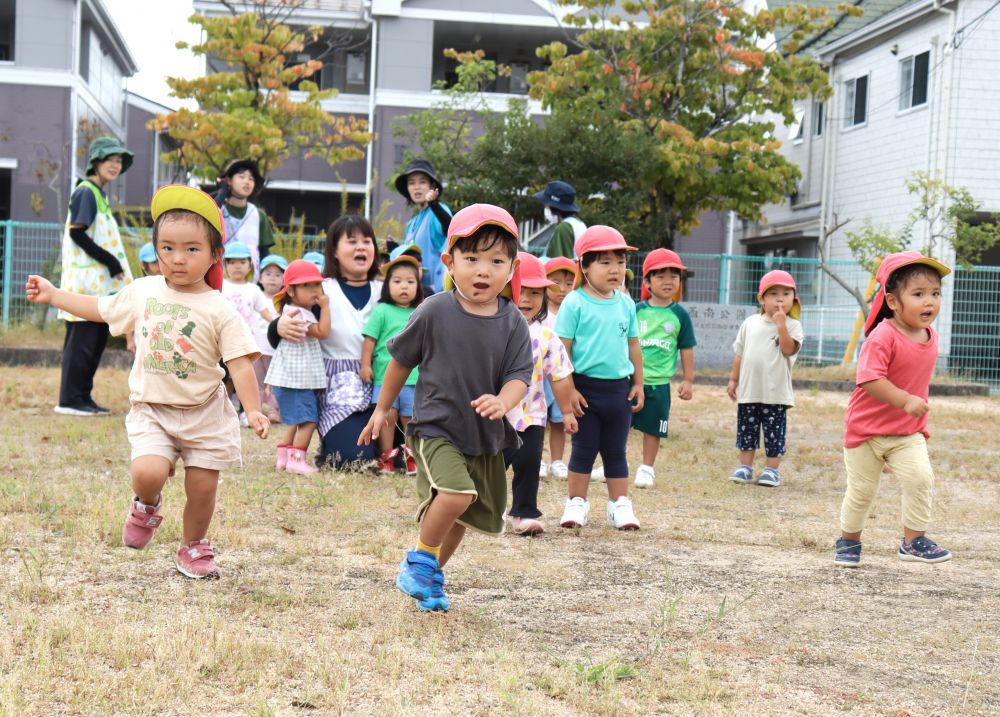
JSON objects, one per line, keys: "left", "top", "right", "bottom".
{"left": 549, "top": 460, "right": 568, "bottom": 479}
{"left": 607, "top": 496, "right": 641, "bottom": 530}
{"left": 538, "top": 462, "right": 549, "bottom": 479}
{"left": 559, "top": 497, "right": 590, "bottom": 528}
{"left": 590, "top": 464, "right": 605, "bottom": 482}
{"left": 634, "top": 465, "right": 655, "bottom": 489}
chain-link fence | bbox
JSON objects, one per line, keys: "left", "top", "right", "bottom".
{"left": 3, "top": 222, "right": 999, "bottom": 390}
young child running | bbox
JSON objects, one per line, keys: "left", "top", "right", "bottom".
{"left": 504, "top": 252, "right": 578, "bottom": 535}
{"left": 358, "top": 204, "right": 532, "bottom": 612}
{"left": 631, "top": 249, "right": 696, "bottom": 489}
{"left": 254, "top": 254, "right": 287, "bottom": 421}
{"left": 26, "top": 185, "right": 269, "bottom": 579}
{"left": 835, "top": 251, "right": 953, "bottom": 567}
{"left": 726, "top": 270, "right": 804, "bottom": 487}
{"left": 361, "top": 246, "right": 425, "bottom": 474}
{"left": 265, "top": 260, "right": 331, "bottom": 475}
{"left": 556, "top": 226, "right": 645, "bottom": 531}
{"left": 539, "top": 256, "right": 577, "bottom": 480}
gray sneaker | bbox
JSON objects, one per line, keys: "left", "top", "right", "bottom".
{"left": 729, "top": 465, "right": 753, "bottom": 484}
{"left": 757, "top": 467, "right": 781, "bottom": 487}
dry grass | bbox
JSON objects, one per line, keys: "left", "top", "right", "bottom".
{"left": 0, "top": 366, "right": 997, "bottom": 716}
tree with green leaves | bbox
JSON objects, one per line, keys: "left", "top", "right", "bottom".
{"left": 151, "top": 0, "right": 371, "bottom": 181}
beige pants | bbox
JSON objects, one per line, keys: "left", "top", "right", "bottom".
{"left": 841, "top": 434, "right": 934, "bottom": 534}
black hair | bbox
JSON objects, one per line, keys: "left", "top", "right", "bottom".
{"left": 644, "top": 266, "right": 683, "bottom": 283}
{"left": 580, "top": 249, "right": 627, "bottom": 270}
{"left": 552, "top": 207, "right": 577, "bottom": 219}
{"left": 522, "top": 285, "right": 549, "bottom": 324}
{"left": 450, "top": 225, "right": 519, "bottom": 260}
{"left": 379, "top": 261, "right": 425, "bottom": 308}
{"left": 152, "top": 209, "right": 224, "bottom": 256}
{"left": 325, "top": 215, "right": 379, "bottom": 282}
{"left": 885, "top": 264, "right": 942, "bottom": 296}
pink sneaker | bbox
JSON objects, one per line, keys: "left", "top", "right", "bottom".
{"left": 510, "top": 516, "right": 545, "bottom": 536}
{"left": 122, "top": 496, "right": 163, "bottom": 549}
{"left": 175, "top": 539, "right": 221, "bottom": 579}
{"left": 276, "top": 444, "right": 290, "bottom": 470}
{"left": 285, "top": 447, "right": 318, "bottom": 475}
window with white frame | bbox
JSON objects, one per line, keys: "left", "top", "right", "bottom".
{"left": 899, "top": 51, "right": 929, "bottom": 110}
{"left": 812, "top": 100, "right": 825, "bottom": 136}
{"left": 788, "top": 107, "right": 805, "bottom": 142}
{"left": 843, "top": 74, "right": 868, "bottom": 127}
{"left": 0, "top": 0, "right": 14, "bottom": 62}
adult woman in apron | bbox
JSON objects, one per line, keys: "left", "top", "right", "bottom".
{"left": 55, "top": 137, "right": 134, "bottom": 416}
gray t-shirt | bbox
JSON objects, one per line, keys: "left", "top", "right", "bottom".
{"left": 388, "top": 291, "right": 533, "bottom": 455}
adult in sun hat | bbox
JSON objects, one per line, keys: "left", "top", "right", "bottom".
{"left": 725, "top": 269, "right": 804, "bottom": 489}
{"left": 395, "top": 158, "right": 452, "bottom": 293}
{"left": 836, "top": 250, "right": 953, "bottom": 567}
{"left": 503, "top": 252, "right": 578, "bottom": 535}
{"left": 535, "top": 180, "right": 586, "bottom": 260}
{"left": 26, "top": 184, "right": 269, "bottom": 580}
{"left": 357, "top": 202, "right": 532, "bottom": 612}
{"left": 215, "top": 158, "right": 275, "bottom": 275}
{"left": 54, "top": 136, "right": 135, "bottom": 416}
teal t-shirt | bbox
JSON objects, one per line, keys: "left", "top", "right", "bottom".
{"left": 635, "top": 301, "right": 697, "bottom": 386}
{"left": 362, "top": 303, "right": 419, "bottom": 386}
{"left": 554, "top": 288, "right": 638, "bottom": 379}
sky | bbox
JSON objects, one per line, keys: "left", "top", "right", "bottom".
{"left": 103, "top": 0, "right": 202, "bottom": 109}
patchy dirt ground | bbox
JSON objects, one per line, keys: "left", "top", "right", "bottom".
{"left": 0, "top": 367, "right": 996, "bottom": 716}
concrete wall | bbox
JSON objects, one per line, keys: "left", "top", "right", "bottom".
{"left": 14, "top": 0, "right": 74, "bottom": 70}
{"left": 121, "top": 101, "right": 155, "bottom": 209}
{"left": 377, "top": 17, "right": 434, "bottom": 91}
{"left": 0, "top": 84, "right": 72, "bottom": 223}
{"left": 402, "top": 0, "right": 551, "bottom": 14}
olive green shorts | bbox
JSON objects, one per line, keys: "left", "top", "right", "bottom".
{"left": 410, "top": 435, "right": 508, "bottom": 535}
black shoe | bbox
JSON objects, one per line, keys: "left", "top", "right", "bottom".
{"left": 83, "top": 398, "right": 111, "bottom": 414}
{"left": 54, "top": 404, "right": 99, "bottom": 416}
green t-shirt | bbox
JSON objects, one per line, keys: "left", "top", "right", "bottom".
{"left": 635, "top": 301, "right": 697, "bottom": 385}
{"left": 362, "top": 303, "right": 418, "bottom": 386}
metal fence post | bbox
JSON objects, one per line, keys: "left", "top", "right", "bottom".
{"left": 2, "top": 219, "right": 12, "bottom": 330}
{"left": 718, "top": 253, "right": 729, "bottom": 304}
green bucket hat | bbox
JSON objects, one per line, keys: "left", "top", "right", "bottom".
{"left": 86, "top": 136, "right": 134, "bottom": 175}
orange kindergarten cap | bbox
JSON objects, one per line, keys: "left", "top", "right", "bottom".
{"left": 641, "top": 248, "right": 687, "bottom": 300}
{"left": 864, "top": 250, "right": 950, "bottom": 336}
{"left": 443, "top": 203, "right": 522, "bottom": 302}
{"left": 151, "top": 185, "right": 226, "bottom": 291}
{"left": 757, "top": 269, "right": 801, "bottom": 319}
{"left": 545, "top": 256, "right": 577, "bottom": 276}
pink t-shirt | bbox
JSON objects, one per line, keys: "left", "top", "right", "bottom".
{"left": 506, "top": 321, "right": 573, "bottom": 432}
{"left": 844, "top": 320, "right": 938, "bottom": 448}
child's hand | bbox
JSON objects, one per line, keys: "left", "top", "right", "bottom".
{"left": 562, "top": 413, "right": 579, "bottom": 434}
{"left": 471, "top": 394, "right": 506, "bottom": 420}
{"left": 568, "top": 390, "right": 588, "bottom": 417}
{"left": 726, "top": 379, "right": 738, "bottom": 401}
{"left": 678, "top": 380, "right": 693, "bottom": 400}
{"left": 359, "top": 364, "right": 374, "bottom": 384}
{"left": 25, "top": 275, "right": 55, "bottom": 304}
{"left": 628, "top": 384, "right": 644, "bottom": 413}
{"left": 126, "top": 334, "right": 136, "bottom": 353}
{"left": 902, "top": 394, "right": 929, "bottom": 417}
{"left": 773, "top": 308, "right": 787, "bottom": 327}
{"left": 357, "top": 407, "right": 389, "bottom": 445}
{"left": 317, "top": 294, "right": 330, "bottom": 308}
{"left": 246, "top": 410, "right": 269, "bottom": 439}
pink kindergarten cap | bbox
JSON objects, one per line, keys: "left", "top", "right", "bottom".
{"left": 864, "top": 251, "right": 950, "bottom": 336}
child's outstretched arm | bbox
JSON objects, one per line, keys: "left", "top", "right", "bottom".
{"left": 678, "top": 347, "right": 695, "bottom": 400}
{"left": 25, "top": 275, "right": 103, "bottom": 323}
{"left": 307, "top": 294, "right": 331, "bottom": 340}
{"left": 860, "top": 378, "right": 929, "bottom": 417}
{"left": 627, "top": 337, "right": 645, "bottom": 413}
{"left": 472, "top": 379, "right": 528, "bottom": 421}
{"left": 226, "top": 355, "right": 269, "bottom": 438}
{"left": 359, "top": 336, "right": 376, "bottom": 384}
{"left": 358, "top": 358, "right": 413, "bottom": 445}
{"left": 727, "top": 356, "right": 741, "bottom": 401}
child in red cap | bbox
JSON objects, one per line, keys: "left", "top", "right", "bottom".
{"left": 835, "top": 251, "right": 952, "bottom": 567}
{"left": 265, "top": 259, "right": 332, "bottom": 474}
{"left": 358, "top": 204, "right": 532, "bottom": 612}
{"left": 555, "top": 225, "right": 645, "bottom": 531}
{"left": 630, "top": 249, "right": 697, "bottom": 489}
{"left": 26, "top": 185, "right": 269, "bottom": 580}
{"left": 726, "top": 269, "right": 804, "bottom": 487}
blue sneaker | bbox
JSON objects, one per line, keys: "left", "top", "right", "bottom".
{"left": 396, "top": 549, "right": 438, "bottom": 600}
{"left": 899, "top": 536, "right": 952, "bottom": 564}
{"left": 757, "top": 467, "right": 781, "bottom": 487}
{"left": 729, "top": 465, "right": 753, "bottom": 484}
{"left": 834, "top": 538, "right": 862, "bottom": 568}
{"left": 417, "top": 569, "right": 450, "bottom": 612}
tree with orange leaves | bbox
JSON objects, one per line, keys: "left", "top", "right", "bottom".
{"left": 531, "top": 0, "right": 854, "bottom": 246}
{"left": 151, "top": 1, "right": 372, "bottom": 182}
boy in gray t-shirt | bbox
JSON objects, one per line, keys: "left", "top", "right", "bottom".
{"left": 358, "top": 204, "right": 532, "bottom": 613}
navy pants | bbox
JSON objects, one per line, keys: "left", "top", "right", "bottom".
{"left": 568, "top": 374, "right": 632, "bottom": 479}
{"left": 503, "top": 425, "right": 545, "bottom": 518}
{"left": 736, "top": 403, "right": 788, "bottom": 458}
{"left": 318, "top": 407, "right": 375, "bottom": 468}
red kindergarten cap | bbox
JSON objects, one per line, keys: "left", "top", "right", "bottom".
{"left": 864, "top": 250, "right": 950, "bottom": 336}
{"left": 757, "top": 269, "right": 802, "bottom": 319}
{"left": 641, "top": 248, "right": 687, "bottom": 301}
{"left": 572, "top": 225, "right": 636, "bottom": 288}
{"left": 517, "top": 252, "right": 554, "bottom": 288}
{"left": 545, "top": 256, "right": 577, "bottom": 276}
{"left": 443, "top": 203, "right": 522, "bottom": 303}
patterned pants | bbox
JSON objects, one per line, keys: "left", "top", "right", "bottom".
{"left": 736, "top": 403, "right": 788, "bottom": 458}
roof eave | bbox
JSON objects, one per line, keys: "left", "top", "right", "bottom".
{"left": 815, "top": 0, "right": 950, "bottom": 61}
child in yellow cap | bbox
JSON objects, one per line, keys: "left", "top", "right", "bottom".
{"left": 26, "top": 185, "right": 269, "bottom": 580}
